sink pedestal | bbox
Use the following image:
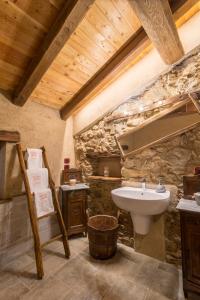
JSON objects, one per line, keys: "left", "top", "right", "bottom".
{"left": 131, "top": 213, "right": 152, "bottom": 235}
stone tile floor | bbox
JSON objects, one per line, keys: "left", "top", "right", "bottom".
{"left": 0, "top": 237, "right": 186, "bottom": 300}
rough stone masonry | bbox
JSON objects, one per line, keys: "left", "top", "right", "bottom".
{"left": 75, "top": 45, "right": 200, "bottom": 265}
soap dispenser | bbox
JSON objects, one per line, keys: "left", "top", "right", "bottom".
{"left": 156, "top": 176, "right": 166, "bottom": 193}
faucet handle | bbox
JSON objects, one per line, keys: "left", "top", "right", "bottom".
{"left": 156, "top": 176, "right": 166, "bottom": 193}
{"left": 158, "top": 176, "right": 164, "bottom": 184}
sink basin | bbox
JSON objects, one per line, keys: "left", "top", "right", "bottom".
{"left": 111, "top": 187, "right": 170, "bottom": 235}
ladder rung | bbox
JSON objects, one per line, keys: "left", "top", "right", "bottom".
{"left": 41, "top": 234, "right": 63, "bottom": 248}
{"left": 37, "top": 211, "right": 57, "bottom": 220}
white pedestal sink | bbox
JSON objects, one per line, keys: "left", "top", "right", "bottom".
{"left": 111, "top": 187, "right": 170, "bottom": 235}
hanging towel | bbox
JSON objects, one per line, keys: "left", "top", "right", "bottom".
{"left": 27, "top": 148, "right": 43, "bottom": 169}
{"left": 27, "top": 168, "right": 49, "bottom": 193}
{"left": 34, "top": 188, "right": 54, "bottom": 218}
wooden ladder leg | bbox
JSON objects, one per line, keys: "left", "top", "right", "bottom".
{"left": 41, "top": 146, "right": 70, "bottom": 258}
{"left": 34, "top": 240, "right": 44, "bottom": 280}
{"left": 52, "top": 189, "right": 70, "bottom": 258}
{"left": 16, "top": 144, "right": 44, "bottom": 279}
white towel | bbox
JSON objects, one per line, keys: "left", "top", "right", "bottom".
{"left": 34, "top": 188, "right": 54, "bottom": 218}
{"left": 27, "top": 148, "right": 43, "bottom": 170}
{"left": 27, "top": 168, "right": 49, "bottom": 193}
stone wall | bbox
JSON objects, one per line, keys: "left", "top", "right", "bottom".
{"left": 74, "top": 45, "right": 200, "bottom": 264}
{"left": 87, "top": 177, "right": 134, "bottom": 248}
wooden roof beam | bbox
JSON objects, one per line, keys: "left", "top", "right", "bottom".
{"left": 60, "top": 0, "right": 190, "bottom": 120}
{"left": 129, "top": 0, "right": 184, "bottom": 65}
{"left": 12, "top": 0, "right": 95, "bottom": 107}
{"left": 60, "top": 28, "right": 149, "bottom": 120}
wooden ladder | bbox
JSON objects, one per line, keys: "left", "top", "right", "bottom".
{"left": 16, "top": 143, "right": 70, "bottom": 279}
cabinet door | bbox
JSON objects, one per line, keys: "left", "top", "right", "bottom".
{"left": 69, "top": 200, "right": 85, "bottom": 228}
{"left": 183, "top": 213, "right": 200, "bottom": 285}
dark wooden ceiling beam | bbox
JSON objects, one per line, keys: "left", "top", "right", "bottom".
{"left": 60, "top": 0, "right": 190, "bottom": 120}
{"left": 129, "top": 0, "right": 184, "bottom": 65}
{"left": 12, "top": 0, "right": 95, "bottom": 106}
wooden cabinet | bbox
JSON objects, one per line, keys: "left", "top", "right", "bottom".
{"left": 180, "top": 210, "right": 200, "bottom": 298}
{"left": 61, "top": 186, "right": 88, "bottom": 236}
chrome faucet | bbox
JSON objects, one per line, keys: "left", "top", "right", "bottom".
{"left": 141, "top": 177, "right": 146, "bottom": 191}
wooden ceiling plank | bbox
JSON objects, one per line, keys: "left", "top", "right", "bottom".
{"left": 31, "top": 85, "right": 73, "bottom": 106}
{"left": 0, "top": 24, "right": 43, "bottom": 58}
{"left": 0, "top": 1, "right": 46, "bottom": 38}
{"left": 34, "top": 78, "right": 79, "bottom": 97}
{"left": 0, "top": 40, "right": 30, "bottom": 70}
{"left": 75, "top": 40, "right": 152, "bottom": 108}
{"left": 72, "top": 27, "right": 110, "bottom": 63}
{"left": 88, "top": 0, "right": 199, "bottom": 104}
{"left": 30, "top": 96, "right": 63, "bottom": 109}
{"left": 36, "top": 79, "right": 75, "bottom": 96}
{"left": 45, "top": 68, "right": 82, "bottom": 91}
{"left": 129, "top": 0, "right": 184, "bottom": 64}
{"left": 54, "top": 50, "right": 96, "bottom": 79}
{"left": 6, "top": 0, "right": 47, "bottom": 32}
{"left": 0, "top": 59, "right": 23, "bottom": 77}
{"left": 80, "top": 18, "right": 117, "bottom": 56}
{"left": 96, "top": 0, "right": 135, "bottom": 42}
{"left": 60, "top": 28, "right": 148, "bottom": 120}
{"left": 0, "top": 67, "right": 22, "bottom": 90}
{"left": 8, "top": 0, "right": 62, "bottom": 31}
{"left": 32, "top": 88, "right": 67, "bottom": 104}
{"left": 51, "top": 60, "right": 90, "bottom": 85}
{"left": 111, "top": 0, "right": 141, "bottom": 31}
{"left": 85, "top": 2, "right": 127, "bottom": 49}
{"left": 60, "top": 0, "right": 192, "bottom": 120}
{"left": 12, "top": 0, "right": 95, "bottom": 106}
{"left": 65, "top": 39, "right": 100, "bottom": 70}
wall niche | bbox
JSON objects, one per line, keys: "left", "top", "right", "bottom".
{"left": 86, "top": 153, "right": 121, "bottom": 179}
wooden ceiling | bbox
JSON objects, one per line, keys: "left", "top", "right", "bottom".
{"left": 32, "top": 0, "right": 141, "bottom": 109}
{"left": 0, "top": 0, "right": 65, "bottom": 91}
{"left": 0, "top": 0, "right": 199, "bottom": 118}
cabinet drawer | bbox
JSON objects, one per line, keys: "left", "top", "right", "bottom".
{"left": 184, "top": 213, "right": 200, "bottom": 225}
{"left": 68, "top": 190, "right": 86, "bottom": 202}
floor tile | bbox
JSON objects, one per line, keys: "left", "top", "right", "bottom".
{"left": 0, "top": 237, "right": 184, "bottom": 300}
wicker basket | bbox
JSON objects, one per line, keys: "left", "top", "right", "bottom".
{"left": 87, "top": 215, "right": 119, "bottom": 259}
